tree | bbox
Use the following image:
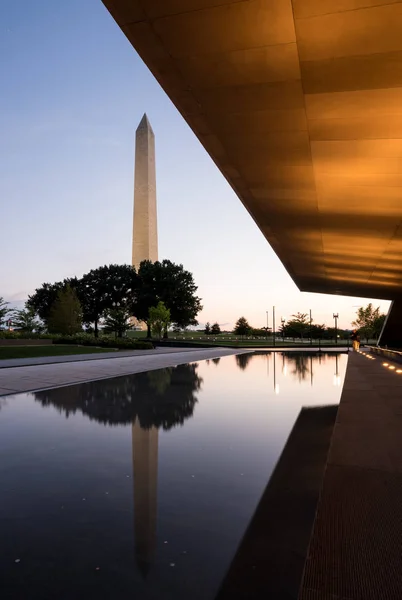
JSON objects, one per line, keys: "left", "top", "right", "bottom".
{"left": 204, "top": 322, "right": 211, "bottom": 335}
{"left": 135, "top": 260, "right": 202, "bottom": 337}
{"left": 149, "top": 301, "right": 171, "bottom": 339}
{"left": 103, "top": 308, "right": 133, "bottom": 338}
{"left": 352, "top": 303, "right": 386, "bottom": 341}
{"left": 27, "top": 279, "right": 77, "bottom": 326}
{"left": 0, "top": 297, "right": 11, "bottom": 328}
{"left": 11, "top": 307, "right": 43, "bottom": 333}
{"left": 233, "top": 317, "right": 252, "bottom": 337}
{"left": 289, "top": 313, "right": 309, "bottom": 339}
{"left": 211, "top": 322, "right": 221, "bottom": 335}
{"left": 47, "top": 285, "right": 83, "bottom": 335}
{"left": 78, "top": 265, "right": 138, "bottom": 337}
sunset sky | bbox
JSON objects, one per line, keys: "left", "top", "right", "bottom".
{"left": 0, "top": 0, "right": 391, "bottom": 329}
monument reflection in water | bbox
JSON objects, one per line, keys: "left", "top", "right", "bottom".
{"left": 0, "top": 352, "right": 347, "bottom": 599}
{"left": 34, "top": 363, "right": 203, "bottom": 576}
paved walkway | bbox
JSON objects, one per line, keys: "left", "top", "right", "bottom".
{"left": 0, "top": 346, "right": 203, "bottom": 369}
{"left": 299, "top": 349, "right": 402, "bottom": 599}
{"left": 0, "top": 347, "right": 248, "bottom": 397}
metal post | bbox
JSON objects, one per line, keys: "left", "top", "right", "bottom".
{"left": 310, "top": 309, "right": 312, "bottom": 346}
{"left": 266, "top": 311, "right": 268, "bottom": 341}
{"left": 273, "top": 306, "right": 276, "bottom": 347}
{"left": 333, "top": 313, "right": 339, "bottom": 345}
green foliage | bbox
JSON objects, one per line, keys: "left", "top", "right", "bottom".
{"left": 204, "top": 322, "right": 211, "bottom": 335}
{"left": 233, "top": 316, "right": 252, "bottom": 336}
{"left": 136, "top": 260, "right": 202, "bottom": 335}
{"left": 103, "top": 308, "right": 133, "bottom": 338}
{"left": 78, "top": 264, "right": 138, "bottom": 337}
{"left": 27, "top": 279, "right": 78, "bottom": 325}
{"left": 0, "top": 297, "right": 11, "bottom": 328}
{"left": 52, "top": 333, "right": 153, "bottom": 350}
{"left": 210, "top": 322, "right": 221, "bottom": 335}
{"left": 149, "top": 301, "right": 171, "bottom": 338}
{"left": 352, "top": 303, "right": 386, "bottom": 341}
{"left": 288, "top": 312, "right": 309, "bottom": 339}
{"left": 11, "top": 307, "right": 43, "bottom": 333}
{"left": 47, "top": 285, "right": 83, "bottom": 335}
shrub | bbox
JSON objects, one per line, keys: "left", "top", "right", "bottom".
{"left": 52, "top": 333, "right": 153, "bottom": 351}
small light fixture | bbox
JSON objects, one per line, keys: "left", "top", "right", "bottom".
{"left": 383, "top": 363, "right": 389, "bottom": 367}
{"left": 396, "top": 369, "right": 402, "bottom": 374}
{"left": 389, "top": 366, "right": 396, "bottom": 370}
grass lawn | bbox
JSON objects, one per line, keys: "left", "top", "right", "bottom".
{"left": 0, "top": 345, "right": 117, "bottom": 360}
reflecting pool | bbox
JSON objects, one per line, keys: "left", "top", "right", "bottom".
{"left": 0, "top": 352, "right": 347, "bottom": 600}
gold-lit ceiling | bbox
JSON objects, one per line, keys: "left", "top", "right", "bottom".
{"left": 102, "top": 0, "right": 402, "bottom": 299}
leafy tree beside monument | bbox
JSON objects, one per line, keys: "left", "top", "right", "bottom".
{"left": 149, "top": 301, "right": 171, "bottom": 339}
{"left": 136, "top": 260, "right": 202, "bottom": 337}
{"left": 47, "top": 285, "right": 83, "bottom": 335}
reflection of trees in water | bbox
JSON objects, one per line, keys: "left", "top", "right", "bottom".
{"left": 33, "top": 363, "right": 203, "bottom": 430}
{"left": 283, "top": 353, "right": 311, "bottom": 382}
{"left": 235, "top": 353, "right": 253, "bottom": 371}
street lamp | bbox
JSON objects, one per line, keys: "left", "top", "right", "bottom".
{"left": 333, "top": 313, "right": 339, "bottom": 345}
{"left": 281, "top": 317, "right": 285, "bottom": 343}
{"left": 309, "top": 309, "right": 313, "bottom": 346}
{"left": 266, "top": 311, "right": 269, "bottom": 341}
{"left": 273, "top": 306, "right": 276, "bottom": 347}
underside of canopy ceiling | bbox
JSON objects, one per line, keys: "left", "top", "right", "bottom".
{"left": 102, "top": 0, "right": 402, "bottom": 300}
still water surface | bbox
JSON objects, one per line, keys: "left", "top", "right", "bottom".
{"left": 0, "top": 352, "right": 347, "bottom": 599}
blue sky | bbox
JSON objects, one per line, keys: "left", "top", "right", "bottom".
{"left": 0, "top": 0, "right": 390, "bottom": 329}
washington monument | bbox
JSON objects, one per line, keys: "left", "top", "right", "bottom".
{"left": 132, "top": 113, "right": 158, "bottom": 269}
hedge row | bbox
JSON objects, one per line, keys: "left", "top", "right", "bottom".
{"left": 0, "top": 331, "right": 55, "bottom": 340}
{"left": 52, "top": 334, "right": 153, "bottom": 351}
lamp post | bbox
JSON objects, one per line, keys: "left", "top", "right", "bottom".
{"left": 266, "top": 311, "right": 269, "bottom": 341}
{"left": 273, "top": 306, "right": 276, "bottom": 347}
{"left": 281, "top": 317, "right": 285, "bottom": 343}
{"left": 309, "top": 309, "right": 313, "bottom": 346}
{"left": 333, "top": 313, "right": 339, "bottom": 345}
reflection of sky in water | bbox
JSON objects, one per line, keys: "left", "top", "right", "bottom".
{"left": 0, "top": 352, "right": 347, "bottom": 600}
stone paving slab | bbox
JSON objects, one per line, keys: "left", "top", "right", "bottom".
{"left": 0, "top": 346, "right": 203, "bottom": 369}
{"left": 299, "top": 350, "right": 402, "bottom": 599}
{"left": 0, "top": 348, "right": 249, "bottom": 397}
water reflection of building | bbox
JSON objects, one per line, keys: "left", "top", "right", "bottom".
{"left": 32, "top": 364, "right": 203, "bottom": 576}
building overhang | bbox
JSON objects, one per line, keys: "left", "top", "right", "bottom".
{"left": 102, "top": 0, "right": 402, "bottom": 300}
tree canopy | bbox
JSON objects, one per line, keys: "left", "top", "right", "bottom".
{"left": 11, "top": 307, "right": 43, "bottom": 333}
{"left": 352, "top": 303, "right": 386, "bottom": 341}
{"left": 26, "top": 260, "right": 202, "bottom": 338}
{"left": 0, "top": 297, "right": 11, "bottom": 328}
{"left": 136, "top": 260, "right": 202, "bottom": 336}
{"left": 47, "top": 284, "right": 83, "bottom": 335}
{"left": 148, "top": 301, "right": 171, "bottom": 339}
{"left": 234, "top": 316, "right": 252, "bottom": 336}
{"left": 211, "top": 322, "right": 221, "bottom": 335}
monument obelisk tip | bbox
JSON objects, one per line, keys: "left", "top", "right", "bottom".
{"left": 137, "top": 113, "right": 154, "bottom": 135}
